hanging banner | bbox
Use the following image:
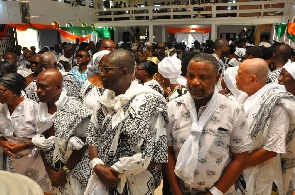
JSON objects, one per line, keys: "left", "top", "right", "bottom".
{"left": 275, "top": 24, "right": 287, "bottom": 38}
{"left": 165, "top": 27, "right": 211, "bottom": 34}
{"left": 0, "top": 24, "right": 9, "bottom": 40}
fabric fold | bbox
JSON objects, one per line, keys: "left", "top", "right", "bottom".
{"left": 175, "top": 90, "right": 219, "bottom": 184}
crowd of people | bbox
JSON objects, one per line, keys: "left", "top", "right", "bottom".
{"left": 0, "top": 37, "right": 295, "bottom": 195}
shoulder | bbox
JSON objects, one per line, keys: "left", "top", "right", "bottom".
{"left": 167, "top": 92, "right": 188, "bottom": 108}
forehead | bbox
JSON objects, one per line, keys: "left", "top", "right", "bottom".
{"left": 32, "top": 55, "right": 41, "bottom": 61}
{"left": 102, "top": 41, "right": 115, "bottom": 47}
{"left": 78, "top": 50, "right": 88, "bottom": 55}
{"left": 188, "top": 61, "right": 215, "bottom": 73}
{"left": 37, "top": 74, "right": 54, "bottom": 85}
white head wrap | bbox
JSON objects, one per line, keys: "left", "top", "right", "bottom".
{"left": 0, "top": 171, "right": 44, "bottom": 195}
{"left": 223, "top": 67, "right": 242, "bottom": 98}
{"left": 158, "top": 54, "right": 187, "bottom": 86}
{"left": 283, "top": 60, "right": 295, "bottom": 80}
{"left": 258, "top": 42, "right": 271, "bottom": 48}
{"left": 92, "top": 50, "right": 110, "bottom": 67}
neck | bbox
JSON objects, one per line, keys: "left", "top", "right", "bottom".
{"left": 7, "top": 96, "right": 24, "bottom": 114}
{"left": 47, "top": 101, "right": 57, "bottom": 115}
{"left": 193, "top": 92, "right": 213, "bottom": 111}
{"left": 274, "top": 60, "right": 287, "bottom": 69}
{"left": 143, "top": 77, "right": 152, "bottom": 83}
{"left": 114, "top": 81, "right": 131, "bottom": 96}
{"left": 247, "top": 83, "right": 266, "bottom": 97}
{"left": 214, "top": 51, "right": 223, "bottom": 59}
{"left": 79, "top": 64, "right": 87, "bottom": 72}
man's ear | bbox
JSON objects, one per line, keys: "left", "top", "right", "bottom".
{"left": 121, "top": 67, "right": 128, "bottom": 77}
{"left": 56, "top": 84, "right": 62, "bottom": 90}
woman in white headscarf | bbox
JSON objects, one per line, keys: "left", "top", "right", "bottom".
{"left": 80, "top": 50, "right": 110, "bottom": 109}
{"left": 158, "top": 53, "right": 187, "bottom": 101}
{"left": 219, "top": 67, "right": 242, "bottom": 101}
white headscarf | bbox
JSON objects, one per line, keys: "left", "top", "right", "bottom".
{"left": 223, "top": 67, "right": 242, "bottom": 98}
{"left": 283, "top": 60, "right": 295, "bottom": 80}
{"left": 92, "top": 50, "right": 111, "bottom": 67}
{"left": 0, "top": 171, "right": 44, "bottom": 195}
{"left": 158, "top": 54, "right": 187, "bottom": 86}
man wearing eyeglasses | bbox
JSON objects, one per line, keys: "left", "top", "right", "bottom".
{"left": 85, "top": 49, "right": 168, "bottom": 195}
{"left": 69, "top": 50, "right": 90, "bottom": 86}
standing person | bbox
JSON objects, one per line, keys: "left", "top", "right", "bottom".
{"left": 236, "top": 58, "right": 295, "bottom": 194}
{"left": 80, "top": 50, "right": 109, "bottom": 109}
{"left": 268, "top": 43, "right": 292, "bottom": 83}
{"left": 0, "top": 73, "right": 49, "bottom": 192}
{"left": 4, "top": 52, "right": 18, "bottom": 66}
{"left": 24, "top": 54, "right": 42, "bottom": 102}
{"left": 164, "top": 53, "right": 252, "bottom": 194}
{"left": 58, "top": 44, "right": 76, "bottom": 70}
{"left": 32, "top": 69, "right": 92, "bottom": 195}
{"left": 69, "top": 50, "right": 90, "bottom": 86}
{"left": 17, "top": 49, "right": 33, "bottom": 77}
{"left": 212, "top": 38, "right": 230, "bottom": 73}
{"left": 134, "top": 60, "right": 164, "bottom": 95}
{"left": 88, "top": 39, "right": 116, "bottom": 78}
{"left": 40, "top": 52, "right": 81, "bottom": 98}
{"left": 158, "top": 54, "right": 187, "bottom": 101}
{"left": 85, "top": 49, "right": 168, "bottom": 194}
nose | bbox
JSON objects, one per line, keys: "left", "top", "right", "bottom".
{"left": 191, "top": 77, "right": 201, "bottom": 85}
{"left": 36, "top": 86, "right": 41, "bottom": 93}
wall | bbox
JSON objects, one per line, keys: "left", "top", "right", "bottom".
{"left": 0, "top": 0, "right": 95, "bottom": 26}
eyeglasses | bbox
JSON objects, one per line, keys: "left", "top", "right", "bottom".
{"left": 0, "top": 88, "right": 7, "bottom": 94}
{"left": 98, "top": 66, "right": 122, "bottom": 73}
{"left": 76, "top": 54, "right": 87, "bottom": 58}
{"left": 30, "top": 61, "right": 39, "bottom": 65}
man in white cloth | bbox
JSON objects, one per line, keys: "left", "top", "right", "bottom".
{"left": 164, "top": 53, "right": 252, "bottom": 195}
{"left": 32, "top": 69, "right": 92, "bottom": 195}
{"left": 236, "top": 58, "right": 295, "bottom": 195}
{"left": 85, "top": 49, "right": 168, "bottom": 195}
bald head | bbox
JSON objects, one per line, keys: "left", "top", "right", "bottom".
{"left": 236, "top": 58, "right": 269, "bottom": 96}
{"left": 241, "top": 58, "right": 269, "bottom": 82}
{"left": 36, "top": 68, "right": 63, "bottom": 104}
{"left": 107, "top": 49, "right": 135, "bottom": 74}
{"left": 274, "top": 43, "right": 292, "bottom": 65}
{"left": 39, "top": 68, "right": 63, "bottom": 85}
{"left": 40, "top": 52, "right": 58, "bottom": 69}
{"left": 99, "top": 39, "right": 116, "bottom": 51}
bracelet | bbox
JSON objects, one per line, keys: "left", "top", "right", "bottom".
{"left": 209, "top": 186, "right": 223, "bottom": 195}
{"left": 89, "top": 158, "right": 104, "bottom": 169}
{"left": 24, "top": 142, "right": 29, "bottom": 149}
{"left": 62, "top": 165, "right": 71, "bottom": 174}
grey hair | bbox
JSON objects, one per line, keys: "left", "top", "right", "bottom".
{"left": 190, "top": 53, "right": 219, "bottom": 73}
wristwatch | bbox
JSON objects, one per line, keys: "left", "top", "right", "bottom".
{"left": 62, "top": 165, "right": 71, "bottom": 174}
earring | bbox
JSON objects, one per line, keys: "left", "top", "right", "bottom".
{"left": 13, "top": 94, "right": 16, "bottom": 97}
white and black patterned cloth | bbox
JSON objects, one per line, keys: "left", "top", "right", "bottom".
{"left": 238, "top": 86, "right": 295, "bottom": 195}
{"left": 143, "top": 79, "right": 164, "bottom": 96}
{"left": 40, "top": 97, "right": 92, "bottom": 195}
{"left": 86, "top": 89, "right": 169, "bottom": 195}
{"left": 267, "top": 67, "right": 282, "bottom": 84}
{"left": 62, "top": 72, "right": 81, "bottom": 98}
{"left": 24, "top": 80, "right": 39, "bottom": 102}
